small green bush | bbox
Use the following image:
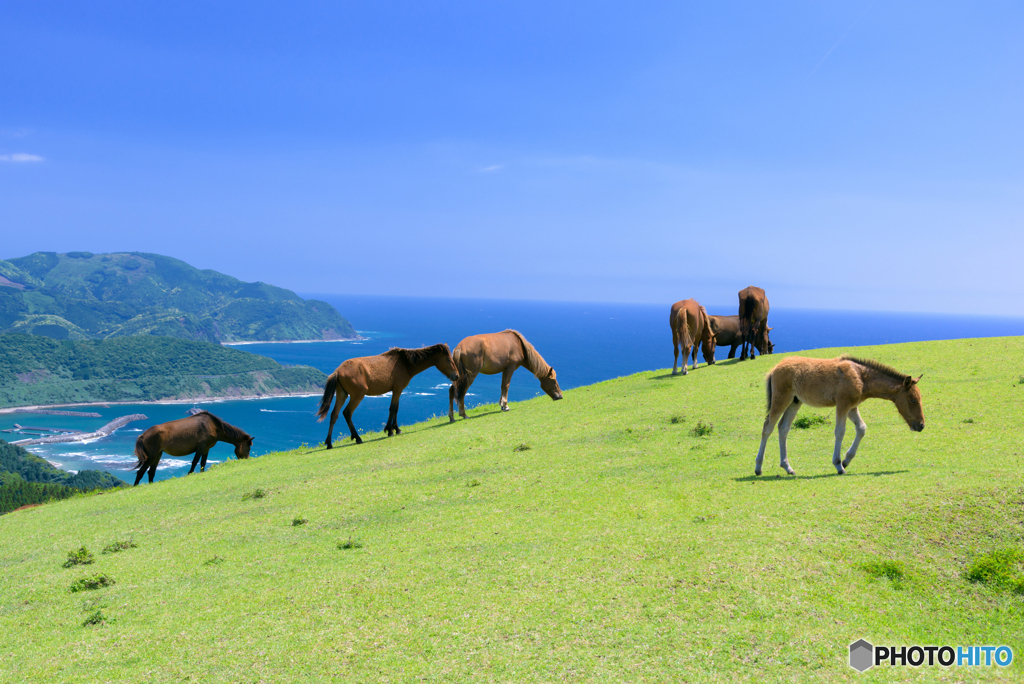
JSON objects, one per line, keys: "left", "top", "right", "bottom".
{"left": 63, "top": 546, "right": 94, "bottom": 568}
{"left": 965, "top": 549, "right": 1023, "bottom": 589}
{"left": 338, "top": 538, "right": 363, "bottom": 550}
{"left": 467, "top": 479, "right": 481, "bottom": 487}
{"left": 513, "top": 444, "right": 531, "bottom": 452}
{"left": 962, "top": 418, "right": 975, "bottom": 424}
{"left": 203, "top": 556, "right": 225, "bottom": 566}
{"left": 102, "top": 540, "right": 137, "bottom": 554}
{"left": 793, "top": 414, "right": 829, "bottom": 429}
{"left": 292, "top": 517, "right": 308, "bottom": 526}
{"left": 669, "top": 415, "right": 686, "bottom": 425}
{"left": 82, "top": 609, "right": 107, "bottom": 626}
{"left": 862, "top": 560, "right": 907, "bottom": 583}
{"left": 70, "top": 574, "right": 115, "bottom": 593}
{"left": 242, "top": 488, "right": 266, "bottom": 501}
{"left": 690, "top": 421, "right": 713, "bottom": 437}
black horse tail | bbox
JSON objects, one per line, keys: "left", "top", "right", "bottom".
{"left": 132, "top": 434, "right": 149, "bottom": 471}
{"left": 316, "top": 373, "right": 338, "bottom": 422}
{"left": 452, "top": 347, "right": 469, "bottom": 397}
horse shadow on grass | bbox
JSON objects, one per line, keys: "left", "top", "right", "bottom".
{"left": 733, "top": 469, "right": 909, "bottom": 483}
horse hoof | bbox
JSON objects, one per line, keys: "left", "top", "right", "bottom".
{"left": 501, "top": 406, "right": 509, "bottom": 412}
{"left": 449, "top": 417, "right": 455, "bottom": 423}
{"left": 395, "top": 428, "right": 401, "bottom": 435}
{"left": 754, "top": 470, "right": 761, "bottom": 476}
{"left": 836, "top": 468, "right": 846, "bottom": 475}
{"left": 326, "top": 443, "right": 333, "bottom": 450}
{"left": 787, "top": 470, "right": 796, "bottom": 476}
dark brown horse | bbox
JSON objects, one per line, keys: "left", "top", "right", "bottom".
{"left": 705, "top": 314, "right": 772, "bottom": 364}
{"left": 738, "top": 286, "right": 773, "bottom": 360}
{"left": 132, "top": 411, "right": 253, "bottom": 486}
{"left": 670, "top": 299, "right": 714, "bottom": 375}
{"left": 448, "top": 330, "right": 562, "bottom": 421}
{"left": 318, "top": 343, "right": 459, "bottom": 447}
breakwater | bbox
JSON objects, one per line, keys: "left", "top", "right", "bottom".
{"left": 10, "top": 414, "right": 148, "bottom": 446}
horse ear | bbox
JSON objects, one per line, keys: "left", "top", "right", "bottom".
{"left": 548, "top": 368, "right": 556, "bottom": 379}
{"left": 903, "top": 376, "right": 915, "bottom": 388}
{"left": 914, "top": 374, "right": 923, "bottom": 384}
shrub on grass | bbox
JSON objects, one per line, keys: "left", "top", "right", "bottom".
{"left": 242, "top": 488, "right": 266, "bottom": 501}
{"left": 292, "top": 517, "right": 308, "bottom": 526}
{"left": 467, "top": 479, "right": 481, "bottom": 487}
{"left": 203, "top": 556, "right": 225, "bottom": 566}
{"left": 338, "top": 538, "right": 363, "bottom": 550}
{"left": 70, "top": 574, "right": 115, "bottom": 593}
{"left": 690, "top": 421, "right": 713, "bottom": 437}
{"left": 965, "top": 549, "right": 1023, "bottom": 590}
{"left": 793, "top": 414, "right": 829, "bottom": 429}
{"left": 82, "top": 609, "right": 106, "bottom": 626}
{"left": 670, "top": 415, "right": 686, "bottom": 424}
{"left": 513, "top": 443, "right": 531, "bottom": 452}
{"left": 962, "top": 418, "right": 975, "bottom": 424}
{"left": 102, "top": 540, "right": 137, "bottom": 554}
{"left": 63, "top": 547, "right": 94, "bottom": 568}
{"left": 861, "top": 560, "right": 908, "bottom": 583}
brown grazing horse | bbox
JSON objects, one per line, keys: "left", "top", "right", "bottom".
{"left": 670, "top": 299, "right": 714, "bottom": 375}
{"left": 318, "top": 343, "right": 459, "bottom": 447}
{"left": 705, "top": 314, "right": 773, "bottom": 364}
{"left": 755, "top": 355, "right": 924, "bottom": 476}
{"left": 738, "top": 286, "right": 774, "bottom": 360}
{"left": 449, "top": 330, "right": 562, "bottom": 421}
{"left": 132, "top": 411, "right": 253, "bottom": 486}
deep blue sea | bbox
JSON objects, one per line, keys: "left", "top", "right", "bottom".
{"left": 4, "top": 295, "right": 1023, "bottom": 484}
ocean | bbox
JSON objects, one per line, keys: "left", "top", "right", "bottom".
{"left": 4, "top": 294, "right": 1023, "bottom": 484}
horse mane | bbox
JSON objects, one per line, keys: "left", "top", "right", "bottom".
{"left": 384, "top": 343, "right": 450, "bottom": 370}
{"left": 197, "top": 411, "right": 252, "bottom": 442}
{"left": 841, "top": 355, "right": 910, "bottom": 382}
{"left": 504, "top": 330, "right": 551, "bottom": 378}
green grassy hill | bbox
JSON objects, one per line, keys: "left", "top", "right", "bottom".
{"left": 0, "top": 251, "right": 357, "bottom": 342}
{"left": 0, "top": 333, "right": 327, "bottom": 407}
{"left": 1, "top": 337, "right": 1021, "bottom": 682}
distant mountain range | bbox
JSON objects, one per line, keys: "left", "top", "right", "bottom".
{"left": 0, "top": 251, "right": 357, "bottom": 343}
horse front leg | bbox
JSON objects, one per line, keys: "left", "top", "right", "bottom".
{"left": 188, "top": 451, "right": 201, "bottom": 474}
{"left": 841, "top": 406, "right": 867, "bottom": 470}
{"left": 386, "top": 393, "right": 402, "bottom": 436}
{"left": 832, "top": 405, "right": 850, "bottom": 474}
{"left": 448, "top": 383, "right": 457, "bottom": 423}
{"left": 499, "top": 368, "right": 513, "bottom": 411}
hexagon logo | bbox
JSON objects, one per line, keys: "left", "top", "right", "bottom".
{"left": 849, "top": 639, "right": 874, "bottom": 672}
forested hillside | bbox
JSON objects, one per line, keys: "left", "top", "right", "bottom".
{"left": 0, "top": 333, "right": 327, "bottom": 408}
{"left": 0, "top": 440, "right": 124, "bottom": 514}
{"left": 0, "top": 251, "right": 357, "bottom": 343}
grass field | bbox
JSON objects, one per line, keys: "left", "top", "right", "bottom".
{"left": 1, "top": 337, "right": 1022, "bottom": 682}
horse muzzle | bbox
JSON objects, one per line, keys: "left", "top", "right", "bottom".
{"left": 911, "top": 421, "right": 925, "bottom": 432}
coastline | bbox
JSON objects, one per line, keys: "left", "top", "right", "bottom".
{"left": 0, "top": 390, "right": 322, "bottom": 415}
{"left": 222, "top": 336, "right": 366, "bottom": 346}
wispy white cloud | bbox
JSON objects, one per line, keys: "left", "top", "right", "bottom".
{"left": 0, "top": 153, "right": 44, "bottom": 163}
{"left": 478, "top": 164, "right": 504, "bottom": 173}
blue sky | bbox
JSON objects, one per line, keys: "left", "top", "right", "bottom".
{"left": 2, "top": 1, "right": 1022, "bottom": 314}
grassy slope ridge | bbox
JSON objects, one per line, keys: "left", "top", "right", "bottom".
{"left": 0, "top": 251, "right": 357, "bottom": 343}
{"left": 0, "top": 333, "right": 327, "bottom": 408}
{"left": 0, "top": 337, "right": 1021, "bottom": 682}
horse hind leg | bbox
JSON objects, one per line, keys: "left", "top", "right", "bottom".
{"left": 755, "top": 378, "right": 793, "bottom": 475}
{"left": 500, "top": 368, "right": 513, "bottom": 411}
{"left": 448, "top": 383, "right": 457, "bottom": 423}
{"left": 188, "top": 451, "right": 201, "bottom": 474}
{"left": 776, "top": 401, "right": 801, "bottom": 475}
{"left": 325, "top": 387, "right": 349, "bottom": 449}
{"left": 343, "top": 393, "right": 364, "bottom": 444}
